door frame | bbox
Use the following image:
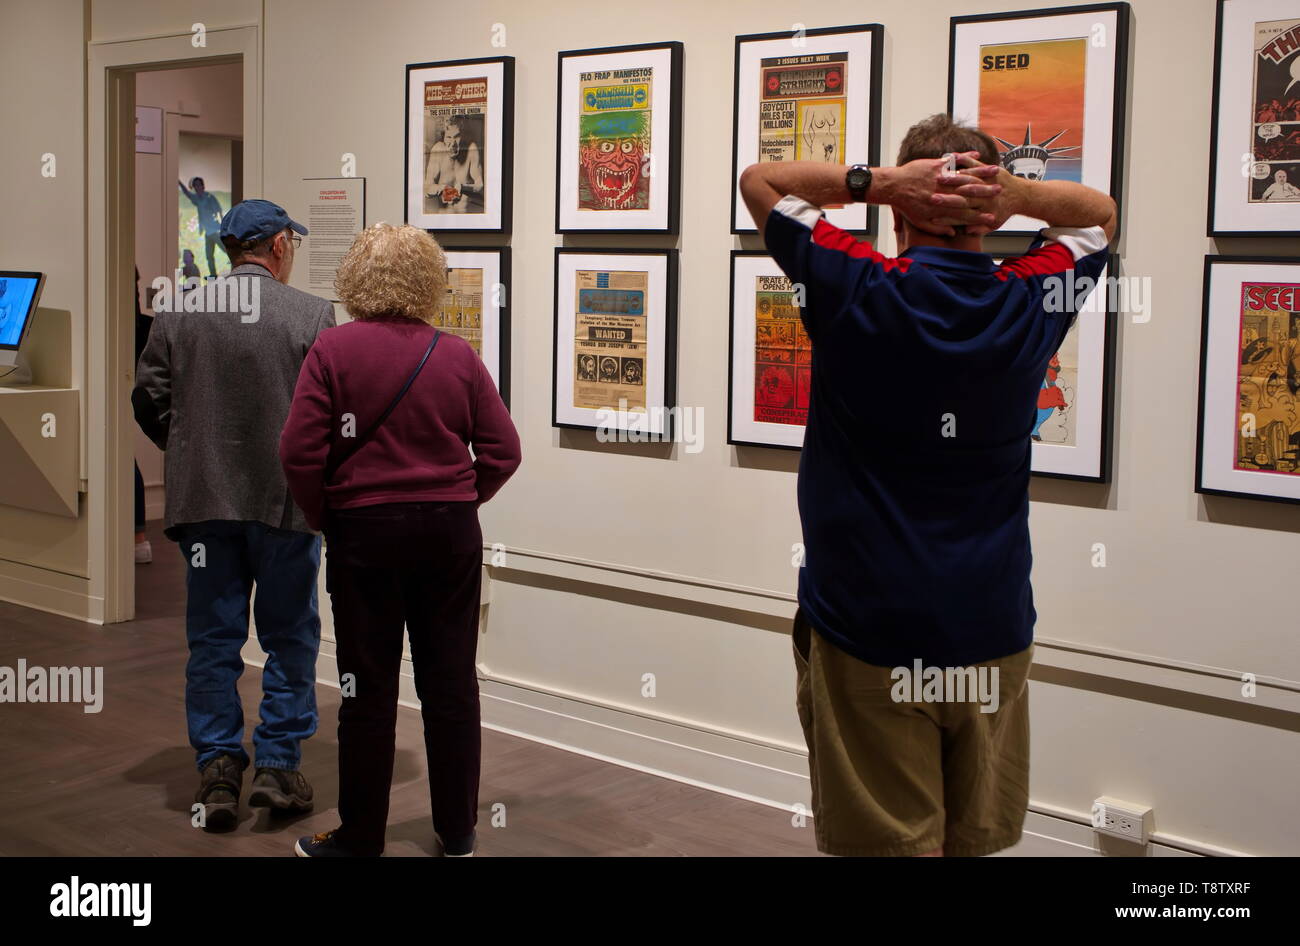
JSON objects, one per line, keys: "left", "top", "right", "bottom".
{"left": 89, "top": 25, "right": 261, "bottom": 622}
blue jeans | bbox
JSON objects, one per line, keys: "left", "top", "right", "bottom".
{"left": 176, "top": 520, "right": 321, "bottom": 772}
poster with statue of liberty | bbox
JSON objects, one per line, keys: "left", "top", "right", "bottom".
{"left": 948, "top": 4, "right": 1129, "bottom": 237}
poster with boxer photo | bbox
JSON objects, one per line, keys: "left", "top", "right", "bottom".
{"left": 1209, "top": 0, "right": 1300, "bottom": 234}
{"left": 948, "top": 3, "right": 1129, "bottom": 238}
{"left": 405, "top": 57, "right": 514, "bottom": 233}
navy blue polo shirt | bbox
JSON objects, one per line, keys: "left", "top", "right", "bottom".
{"left": 765, "top": 194, "right": 1109, "bottom": 668}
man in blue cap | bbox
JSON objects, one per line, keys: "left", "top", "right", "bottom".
{"left": 134, "top": 198, "right": 336, "bottom": 831}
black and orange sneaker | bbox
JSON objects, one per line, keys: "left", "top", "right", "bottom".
{"left": 295, "top": 829, "right": 359, "bottom": 857}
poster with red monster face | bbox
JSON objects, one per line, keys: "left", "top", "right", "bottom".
{"left": 556, "top": 42, "right": 682, "bottom": 233}
{"left": 578, "top": 69, "right": 651, "bottom": 211}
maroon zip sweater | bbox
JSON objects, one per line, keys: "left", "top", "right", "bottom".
{"left": 279, "top": 315, "right": 521, "bottom": 531}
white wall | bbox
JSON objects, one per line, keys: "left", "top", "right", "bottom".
{"left": 64, "top": 0, "right": 1300, "bottom": 855}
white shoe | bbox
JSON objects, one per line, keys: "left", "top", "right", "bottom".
{"left": 135, "top": 539, "right": 153, "bottom": 564}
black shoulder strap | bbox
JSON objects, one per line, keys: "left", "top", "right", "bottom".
{"left": 325, "top": 329, "right": 440, "bottom": 481}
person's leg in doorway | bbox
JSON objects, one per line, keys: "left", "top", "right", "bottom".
{"left": 133, "top": 462, "right": 151, "bottom": 564}
{"left": 177, "top": 521, "right": 254, "bottom": 827}
{"left": 403, "top": 501, "right": 483, "bottom": 856}
{"left": 244, "top": 522, "right": 321, "bottom": 813}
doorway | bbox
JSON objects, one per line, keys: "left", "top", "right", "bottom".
{"left": 90, "top": 27, "right": 261, "bottom": 622}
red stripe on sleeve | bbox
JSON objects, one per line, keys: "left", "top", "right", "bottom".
{"left": 997, "top": 243, "right": 1075, "bottom": 279}
{"left": 812, "top": 219, "right": 911, "bottom": 272}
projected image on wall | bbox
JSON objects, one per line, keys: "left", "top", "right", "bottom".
{"left": 178, "top": 133, "right": 241, "bottom": 281}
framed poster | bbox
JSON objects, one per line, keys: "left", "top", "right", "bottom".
{"left": 1208, "top": 0, "right": 1300, "bottom": 236}
{"left": 440, "top": 247, "right": 511, "bottom": 408}
{"left": 1197, "top": 256, "right": 1300, "bottom": 503}
{"left": 948, "top": 3, "right": 1129, "bottom": 238}
{"left": 730, "top": 24, "right": 883, "bottom": 234}
{"left": 555, "top": 42, "right": 683, "bottom": 234}
{"left": 552, "top": 248, "right": 678, "bottom": 436}
{"left": 404, "top": 56, "right": 514, "bottom": 233}
{"left": 1008, "top": 254, "right": 1118, "bottom": 482}
{"left": 728, "top": 252, "right": 808, "bottom": 450}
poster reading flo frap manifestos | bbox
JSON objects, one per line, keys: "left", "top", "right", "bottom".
{"left": 423, "top": 76, "right": 488, "bottom": 215}
{"left": 572, "top": 270, "right": 647, "bottom": 411}
{"left": 1235, "top": 282, "right": 1300, "bottom": 473}
{"left": 753, "top": 275, "right": 810, "bottom": 426}
{"left": 435, "top": 267, "right": 483, "bottom": 356}
{"left": 578, "top": 67, "right": 652, "bottom": 211}
{"left": 758, "top": 52, "right": 847, "bottom": 164}
{"left": 977, "top": 38, "right": 1086, "bottom": 183}
{"left": 1250, "top": 19, "right": 1300, "bottom": 202}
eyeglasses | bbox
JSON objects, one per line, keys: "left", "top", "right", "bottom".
{"left": 289, "top": 234, "right": 303, "bottom": 248}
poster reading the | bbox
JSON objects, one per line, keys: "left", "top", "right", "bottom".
{"left": 422, "top": 76, "right": 488, "bottom": 215}
{"left": 436, "top": 267, "right": 484, "bottom": 356}
{"left": 1250, "top": 19, "right": 1300, "bottom": 202}
{"left": 753, "top": 275, "right": 811, "bottom": 426}
{"left": 578, "top": 67, "right": 652, "bottom": 211}
{"left": 1235, "top": 282, "right": 1300, "bottom": 473}
{"left": 758, "top": 52, "right": 848, "bottom": 164}
{"left": 572, "top": 269, "right": 648, "bottom": 411}
{"left": 977, "top": 38, "right": 1086, "bottom": 183}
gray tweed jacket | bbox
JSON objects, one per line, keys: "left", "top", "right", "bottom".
{"left": 133, "top": 263, "right": 336, "bottom": 538}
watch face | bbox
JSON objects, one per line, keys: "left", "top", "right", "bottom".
{"left": 847, "top": 168, "right": 870, "bottom": 191}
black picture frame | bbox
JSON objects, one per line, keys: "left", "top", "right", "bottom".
{"left": 947, "top": 2, "right": 1130, "bottom": 240}
{"left": 730, "top": 24, "right": 884, "bottom": 236}
{"left": 404, "top": 56, "right": 515, "bottom": 234}
{"left": 554, "top": 41, "right": 683, "bottom": 235}
{"left": 726, "top": 250, "right": 805, "bottom": 451}
{"left": 1196, "top": 255, "right": 1300, "bottom": 504}
{"left": 442, "top": 246, "right": 511, "bottom": 410}
{"left": 1207, "top": 0, "right": 1300, "bottom": 237}
{"left": 551, "top": 247, "right": 679, "bottom": 436}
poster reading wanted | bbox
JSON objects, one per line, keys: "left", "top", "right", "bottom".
{"left": 572, "top": 269, "right": 648, "bottom": 411}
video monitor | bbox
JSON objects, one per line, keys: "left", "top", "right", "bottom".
{"left": 0, "top": 271, "right": 45, "bottom": 351}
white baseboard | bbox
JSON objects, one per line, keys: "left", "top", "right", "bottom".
{"left": 0, "top": 559, "right": 100, "bottom": 623}
{"left": 240, "top": 639, "right": 1227, "bottom": 857}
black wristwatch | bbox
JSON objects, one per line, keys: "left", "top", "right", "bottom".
{"left": 846, "top": 164, "right": 873, "bottom": 202}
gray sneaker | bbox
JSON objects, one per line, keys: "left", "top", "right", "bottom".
{"left": 248, "top": 767, "right": 313, "bottom": 813}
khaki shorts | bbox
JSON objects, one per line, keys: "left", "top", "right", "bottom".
{"left": 792, "top": 608, "right": 1033, "bottom": 857}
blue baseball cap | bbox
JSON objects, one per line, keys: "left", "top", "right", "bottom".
{"left": 219, "top": 198, "right": 308, "bottom": 243}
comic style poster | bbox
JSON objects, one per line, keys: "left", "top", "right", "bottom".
{"left": 1249, "top": 19, "right": 1300, "bottom": 202}
{"left": 423, "top": 77, "right": 488, "bottom": 214}
{"left": 758, "top": 52, "right": 847, "bottom": 164}
{"left": 436, "top": 267, "right": 483, "bottom": 356}
{"left": 573, "top": 269, "right": 648, "bottom": 411}
{"left": 578, "top": 67, "right": 652, "bottom": 211}
{"left": 1032, "top": 325, "right": 1079, "bottom": 446}
{"left": 1235, "top": 282, "right": 1300, "bottom": 473}
{"left": 753, "top": 275, "right": 810, "bottom": 426}
{"left": 977, "top": 38, "right": 1086, "bottom": 182}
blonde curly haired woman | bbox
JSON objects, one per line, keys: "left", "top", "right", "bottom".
{"left": 280, "top": 223, "right": 520, "bottom": 857}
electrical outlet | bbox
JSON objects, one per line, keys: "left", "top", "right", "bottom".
{"left": 1092, "top": 796, "right": 1153, "bottom": 845}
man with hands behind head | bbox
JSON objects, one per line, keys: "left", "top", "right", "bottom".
{"left": 740, "top": 113, "right": 1115, "bottom": 858}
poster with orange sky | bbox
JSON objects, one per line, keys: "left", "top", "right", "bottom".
{"left": 977, "top": 38, "right": 1086, "bottom": 183}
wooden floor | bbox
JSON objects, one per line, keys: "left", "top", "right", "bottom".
{"left": 0, "top": 522, "right": 820, "bottom": 857}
